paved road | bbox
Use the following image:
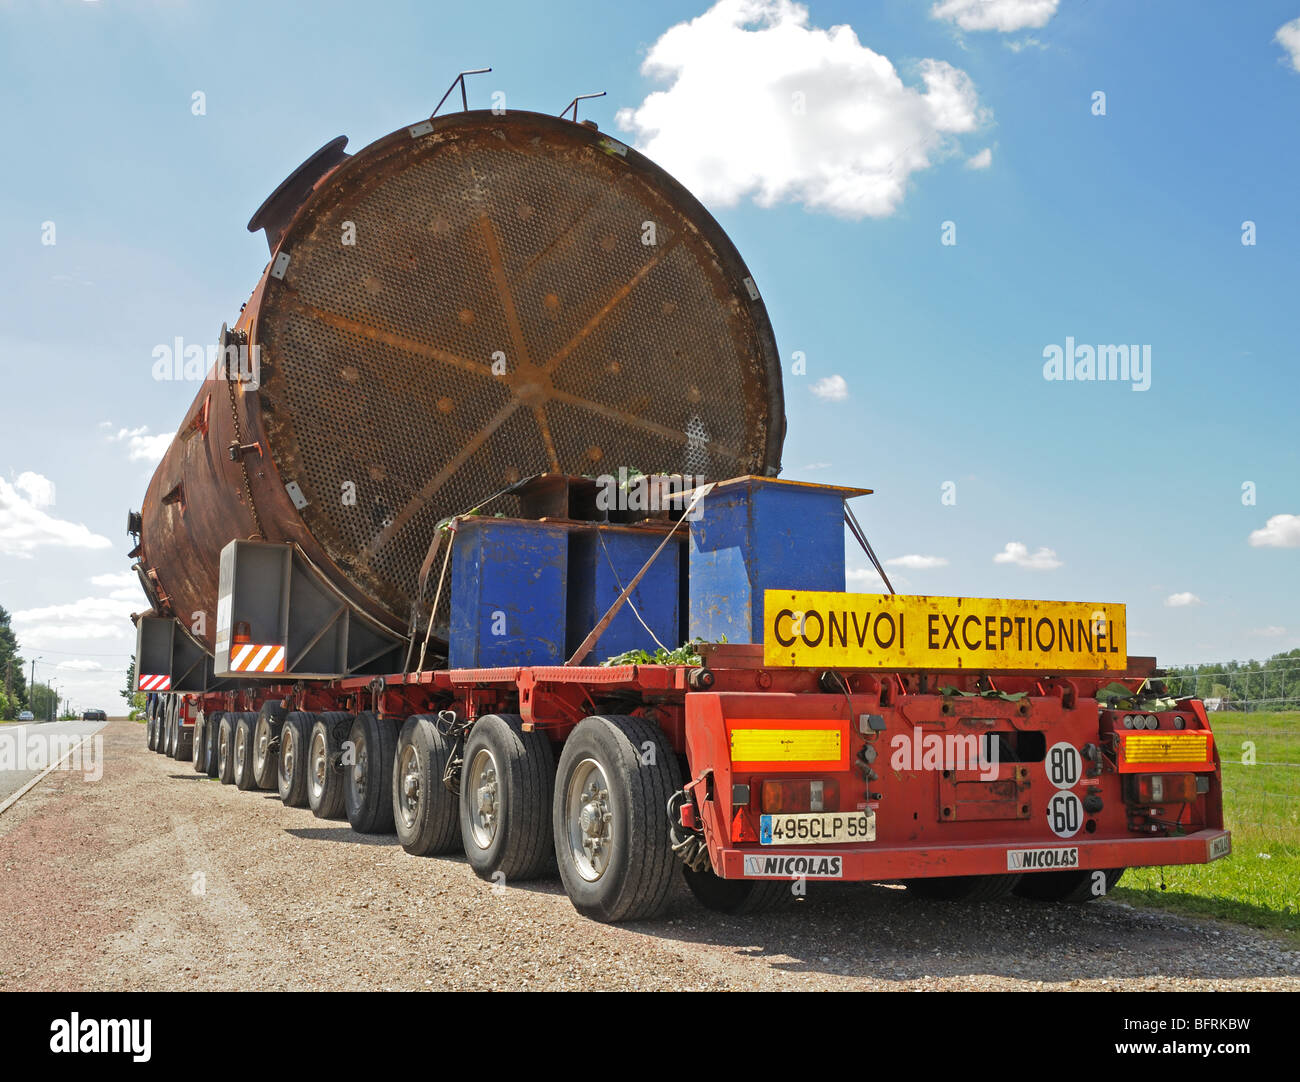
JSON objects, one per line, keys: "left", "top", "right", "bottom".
{"left": 0, "top": 720, "right": 107, "bottom": 806}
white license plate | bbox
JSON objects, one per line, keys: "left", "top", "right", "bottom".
{"left": 759, "top": 811, "right": 874, "bottom": 846}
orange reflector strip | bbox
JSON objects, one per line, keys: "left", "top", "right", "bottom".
{"left": 1122, "top": 733, "right": 1209, "bottom": 764}
{"left": 731, "top": 727, "right": 841, "bottom": 763}
{"left": 228, "top": 644, "right": 286, "bottom": 673}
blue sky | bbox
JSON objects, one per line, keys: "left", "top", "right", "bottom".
{"left": 1, "top": 0, "right": 1297, "bottom": 709}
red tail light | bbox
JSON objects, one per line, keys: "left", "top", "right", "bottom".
{"left": 1124, "top": 773, "right": 1196, "bottom": 804}
{"left": 760, "top": 778, "right": 840, "bottom": 814}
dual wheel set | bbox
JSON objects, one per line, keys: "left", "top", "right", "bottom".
{"left": 145, "top": 697, "right": 192, "bottom": 761}
{"left": 149, "top": 700, "right": 775, "bottom": 921}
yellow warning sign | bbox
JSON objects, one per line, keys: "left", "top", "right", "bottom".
{"left": 762, "top": 592, "right": 1127, "bottom": 671}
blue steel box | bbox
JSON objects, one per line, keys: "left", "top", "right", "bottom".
{"left": 449, "top": 518, "right": 569, "bottom": 668}
{"left": 688, "top": 477, "right": 868, "bottom": 644}
{"left": 567, "top": 527, "right": 683, "bottom": 661}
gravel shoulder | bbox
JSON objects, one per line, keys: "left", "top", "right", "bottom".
{"left": 0, "top": 721, "right": 1296, "bottom": 992}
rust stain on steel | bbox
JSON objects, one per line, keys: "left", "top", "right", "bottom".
{"left": 139, "top": 109, "right": 784, "bottom": 652}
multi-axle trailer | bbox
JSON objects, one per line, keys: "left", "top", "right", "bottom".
{"left": 139, "top": 473, "right": 1230, "bottom": 923}
{"left": 131, "top": 100, "right": 1228, "bottom": 923}
{"left": 143, "top": 622, "right": 1231, "bottom": 921}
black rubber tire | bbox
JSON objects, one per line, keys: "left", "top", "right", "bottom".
{"left": 277, "top": 712, "right": 314, "bottom": 807}
{"left": 682, "top": 866, "right": 791, "bottom": 915}
{"left": 174, "top": 721, "right": 193, "bottom": 762}
{"left": 146, "top": 704, "right": 158, "bottom": 750}
{"left": 164, "top": 703, "right": 176, "bottom": 757}
{"left": 552, "top": 715, "right": 682, "bottom": 923}
{"left": 205, "top": 711, "right": 222, "bottom": 778}
{"left": 392, "top": 715, "right": 461, "bottom": 856}
{"left": 307, "top": 712, "right": 353, "bottom": 820}
{"left": 908, "top": 874, "right": 1022, "bottom": 902}
{"left": 459, "top": 714, "right": 555, "bottom": 882}
{"left": 344, "top": 712, "right": 399, "bottom": 834}
{"left": 217, "top": 714, "right": 237, "bottom": 784}
{"left": 233, "top": 713, "right": 259, "bottom": 791}
{"left": 252, "top": 703, "right": 285, "bottom": 791}
{"left": 1015, "top": 867, "right": 1124, "bottom": 903}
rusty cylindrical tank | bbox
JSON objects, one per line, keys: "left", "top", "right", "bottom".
{"left": 134, "top": 109, "right": 785, "bottom": 652}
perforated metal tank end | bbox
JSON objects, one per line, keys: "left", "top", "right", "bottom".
{"left": 137, "top": 108, "right": 785, "bottom": 650}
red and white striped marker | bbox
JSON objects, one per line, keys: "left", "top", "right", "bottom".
{"left": 138, "top": 674, "right": 172, "bottom": 691}
{"left": 228, "top": 643, "right": 286, "bottom": 674}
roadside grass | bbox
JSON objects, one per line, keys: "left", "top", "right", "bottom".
{"left": 1111, "top": 711, "right": 1300, "bottom": 945}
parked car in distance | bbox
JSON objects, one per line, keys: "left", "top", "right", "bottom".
{"left": 17, "top": 710, "right": 34, "bottom": 721}
{"left": 82, "top": 709, "right": 107, "bottom": 721}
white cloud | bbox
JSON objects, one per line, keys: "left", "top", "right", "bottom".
{"left": 1164, "top": 592, "right": 1202, "bottom": 608}
{"left": 1250, "top": 626, "right": 1286, "bottom": 637}
{"left": 89, "top": 571, "right": 147, "bottom": 601}
{"left": 802, "top": 461, "right": 832, "bottom": 470}
{"left": 931, "top": 0, "right": 1059, "bottom": 32}
{"left": 846, "top": 567, "right": 884, "bottom": 584}
{"left": 616, "top": 0, "right": 987, "bottom": 219}
{"left": 13, "top": 595, "right": 139, "bottom": 648}
{"left": 810, "top": 374, "right": 849, "bottom": 401}
{"left": 14, "top": 596, "right": 140, "bottom": 625}
{"left": 0, "top": 476, "right": 112, "bottom": 558}
{"left": 18, "top": 623, "right": 129, "bottom": 644}
{"left": 993, "top": 541, "right": 1061, "bottom": 569}
{"left": 15, "top": 471, "right": 56, "bottom": 508}
{"left": 89, "top": 572, "right": 138, "bottom": 589}
{"left": 57, "top": 659, "right": 106, "bottom": 671}
{"left": 965, "top": 147, "right": 992, "bottom": 169}
{"left": 109, "top": 425, "right": 174, "bottom": 463}
{"left": 1276, "top": 17, "right": 1300, "bottom": 73}
{"left": 884, "top": 554, "right": 949, "bottom": 569}
{"left": 1249, "top": 513, "right": 1300, "bottom": 548}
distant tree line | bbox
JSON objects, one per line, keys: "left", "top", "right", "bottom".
{"left": 0, "top": 604, "right": 31, "bottom": 719}
{"left": 1162, "top": 648, "right": 1300, "bottom": 710}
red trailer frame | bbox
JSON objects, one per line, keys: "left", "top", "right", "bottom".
{"left": 171, "top": 643, "right": 1229, "bottom": 895}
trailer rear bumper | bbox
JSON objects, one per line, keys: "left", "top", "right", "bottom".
{"left": 715, "top": 828, "right": 1231, "bottom": 881}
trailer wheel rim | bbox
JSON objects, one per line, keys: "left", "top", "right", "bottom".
{"left": 234, "top": 730, "right": 246, "bottom": 778}
{"left": 468, "top": 747, "right": 499, "bottom": 849}
{"left": 219, "top": 728, "right": 229, "bottom": 775}
{"left": 309, "top": 730, "right": 328, "bottom": 801}
{"left": 280, "top": 727, "right": 295, "bottom": 786}
{"left": 397, "top": 743, "right": 420, "bottom": 830}
{"left": 255, "top": 719, "right": 271, "bottom": 776}
{"left": 351, "top": 729, "right": 369, "bottom": 803}
{"left": 565, "top": 758, "right": 613, "bottom": 883}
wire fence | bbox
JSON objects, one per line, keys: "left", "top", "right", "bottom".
{"left": 1157, "top": 666, "right": 1300, "bottom": 712}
